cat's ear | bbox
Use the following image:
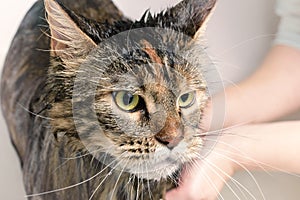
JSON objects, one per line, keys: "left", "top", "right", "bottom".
{"left": 44, "top": 0, "right": 97, "bottom": 59}
{"left": 160, "top": 0, "right": 216, "bottom": 38}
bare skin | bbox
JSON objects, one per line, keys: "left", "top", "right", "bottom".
{"left": 166, "top": 45, "right": 300, "bottom": 199}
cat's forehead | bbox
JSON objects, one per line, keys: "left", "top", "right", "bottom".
{"left": 86, "top": 29, "right": 207, "bottom": 94}
{"left": 101, "top": 57, "right": 204, "bottom": 95}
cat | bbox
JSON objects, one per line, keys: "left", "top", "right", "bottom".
{"left": 1, "top": 0, "right": 216, "bottom": 199}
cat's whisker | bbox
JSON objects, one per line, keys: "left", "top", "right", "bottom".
{"left": 202, "top": 137, "right": 270, "bottom": 173}
{"left": 17, "top": 103, "right": 54, "bottom": 120}
{"left": 61, "top": 150, "right": 99, "bottom": 160}
{"left": 195, "top": 132, "right": 221, "bottom": 138}
{"left": 60, "top": 145, "right": 114, "bottom": 160}
{"left": 95, "top": 152, "right": 109, "bottom": 169}
{"left": 51, "top": 159, "right": 71, "bottom": 176}
{"left": 109, "top": 159, "right": 128, "bottom": 200}
{"left": 129, "top": 174, "right": 134, "bottom": 200}
{"left": 91, "top": 151, "right": 100, "bottom": 167}
{"left": 215, "top": 34, "right": 276, "bottom": 57}
{"left": 221, "top": 78, "right": 243, "bottom": 91}
{"left": 196, "top": 151, "right": 257, "bottom": 200}
{"left": 39, "top": 26, "right": 52, "bottom": 41}
{"left": 25, "top": 156, "right": 120, "bottom": 198}
{"left": 199, "top": 137, "right": 271, "bottom": 191}
{"left": 36, "top": 47, "right": 58, "bottom": 53}
{"left": 145, "top": 162, "right": 154, "bottom": 200}
{"left": 209, "top": 60, "right": 244, "bottom": 77}
{"left": 195, "top": 157, "right": 243, "bottom": 200}
{"left": 211, "top": 151, "right": 266, "bottom": 200}
{"left": 89, "top": 169, "right": 115, "bottom": 200}
{"left": 141, "top": 164, "right": 145, "bottom": 200}
{"left": 189, "top": 159, "right": 226, "bottom": 200}
{"left": 197, "top": 121, "right": 251, "bottom": 137}
{"left": 37, "top": 23, "right": 51, "bottom": 42}
{"left": 130, "top": 174, "right": 136, "bottom": 200}
{"left": 89, "top": 152, "right": 128, "bottom": 200}
{"left": 38, "top": 15, "right": 48, "bottom": 23}
{"left": 89, "top": 145, "right": 117, "bottom": 167}
{"left": 136, "top": 161, "right": 141, "bottom": 200}
{"left": 190, "top": 134, "right": 271, "bottom": 200}
{"left": 167, "top": 167, "right": 178, "bottom": 187}
{"left": 143, "top": 161, "right": 150, "bottom": 200}
{"left": 207, "top": 137, "right": 300, "bottom": 179}
{"left": 140, "top": 162, "right": 148, "bottom": 199}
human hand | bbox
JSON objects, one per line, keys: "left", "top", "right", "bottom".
{"left": 166, "top": 121, "right": 300, "bottom": 200}
{"left": 166, "top": 132, "right": 239, "bottom": 200}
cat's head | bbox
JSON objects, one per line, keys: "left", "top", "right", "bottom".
{"left": 45, "top": 0, "right": 216, "bottom": 180}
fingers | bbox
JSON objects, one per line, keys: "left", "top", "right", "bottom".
{"left": 166, "top": 137, "right": 237, "bottom": 200}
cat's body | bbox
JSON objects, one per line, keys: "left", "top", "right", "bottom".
{"left": 1, "top": 0, "right": 215, "bottom": 199}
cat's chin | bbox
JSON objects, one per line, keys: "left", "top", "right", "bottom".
{"left": 127, "top": 149, "right": 183, "bottom": 180}
{"left": 129, "top": 162, "right": 180, "bottom": 181}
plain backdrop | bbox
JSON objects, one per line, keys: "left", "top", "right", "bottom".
{"left": 1, "top": 0, "right": 300, "bottom": 200}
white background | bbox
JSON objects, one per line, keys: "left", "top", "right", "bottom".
{"left": 1, "top": 0, "right": 300, "bottom": 199}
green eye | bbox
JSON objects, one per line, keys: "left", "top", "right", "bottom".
{"left": 113, "top": 91, "right": 140, "bottom": 112}
{"left": 178, "top": 92, "right": 195, "bottom": 108}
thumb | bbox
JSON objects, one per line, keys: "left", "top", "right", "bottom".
{"left": 166, "top": 151, "right": 235, "bottom": 200}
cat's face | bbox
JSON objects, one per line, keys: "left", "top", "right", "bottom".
{"left": 92, "top": 40, "right": 207, "bottom": 179}
{"left": 45, "top": 0, "right": 215, "bottom": 180}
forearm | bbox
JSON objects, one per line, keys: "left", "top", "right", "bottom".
{"left": 225, "top": 121, "right": 300, "bottom": 174}
{"left": 204, "top": 45, "right": 300, "bottom": 130}
{"left": 166, "top": 121, "right": 300, "bottom": 200}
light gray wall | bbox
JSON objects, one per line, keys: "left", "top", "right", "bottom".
{"left": 1, "top": 0, "right": 299, "bottom": 199}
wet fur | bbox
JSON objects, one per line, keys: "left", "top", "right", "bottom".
{"left": 1, "top": 0, "right": 215, "bottom": 199}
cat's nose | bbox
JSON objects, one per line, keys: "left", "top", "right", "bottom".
{"left": 155, "top": 118, "right": 183, "bottom": 149}
{"left": 155, "top": 133, "right": 183, "bottom": 149}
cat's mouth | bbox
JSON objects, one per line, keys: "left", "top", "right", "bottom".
{"left": 96, "top": 130, "right": 203, "bottom": 180}
{"left": 126, "top": 140, "right": 198, "bottom": 180}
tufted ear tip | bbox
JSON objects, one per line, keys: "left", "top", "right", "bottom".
{"left": 44, "top": 0, "right": 96, "bottom": 59}
{"left": 160, "top": 0, "right": 217, "bottom": 38}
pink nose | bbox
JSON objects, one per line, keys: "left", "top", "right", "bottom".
{"left": 155, "top": 118, "right": 183, "bottom": 149}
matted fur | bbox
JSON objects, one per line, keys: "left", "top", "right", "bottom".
{"left": 1, "top": 0, "right": 216, "bottom": 199}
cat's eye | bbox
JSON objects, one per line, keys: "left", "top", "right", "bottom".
{"left": 178, "top": 92, "right": 195, "bottom": 108}
{"left": 113, "top": 91, "right": 141, "bottom": 112}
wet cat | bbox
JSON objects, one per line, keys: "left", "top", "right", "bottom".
{"left": 1, "top": 0, "right": 216, "bottom": 199}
